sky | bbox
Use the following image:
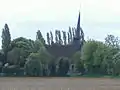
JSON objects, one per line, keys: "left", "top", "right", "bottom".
{"left": 0, "top": 0, "right": 120, "bottom": 45}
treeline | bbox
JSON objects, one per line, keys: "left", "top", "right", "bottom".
{"left": 46, "top": 27, "right": 77, "bottom": 45}
{"left": 0, "top": 24, "right": 76, "bottom": 76}
{"left": 0, "top": 23, "right": 120, "bottom": 77}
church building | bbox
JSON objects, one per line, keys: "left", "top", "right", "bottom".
{"left": 46, "top": 12, "right": 84, "bottom": 59}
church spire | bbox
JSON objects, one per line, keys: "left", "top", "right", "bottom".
{"left": 76, "top": 11, "right": 80, "bottom": 39}
{"left": 77, "top": 11, "right": 80, "bottom": 29}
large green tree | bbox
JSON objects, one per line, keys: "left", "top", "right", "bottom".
{"left": 92, "top": 42, "right": 109, "bottom": 74}
{"left": 11, "top": 37, "right": 35, "bottom": 52}
{"left": 81, "top": 40, "right": 98, "bottom": 73}
{"left": 25, "top": 46, "right": 53, "bottom": 76}
{"left": 81, "top": 39, "right": 119, "bottom": 74}
{"left": 10, "top": 37, "right": 35, "bottom": 67}
{"left": 103, "top": 35, "right": 120, "bottom": 74}
{"left": 1, "top": 24, "right": 11, "bottom": 63}
{"left": 24, "top": 53, "right": 43, "bottom": 76}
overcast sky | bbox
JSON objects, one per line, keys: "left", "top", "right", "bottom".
{"left": 0, "top": 0, "right": 120, "bottom": 45}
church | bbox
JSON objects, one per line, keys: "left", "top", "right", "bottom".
{"left": 45, "top": 12, "right": 84, "bottom": 59}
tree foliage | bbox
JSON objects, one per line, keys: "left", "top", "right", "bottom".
{"left": 57, "top": 57, "right": 70, "bottom": 76}
{"left": 25, "top": 53, "right": 43, "bottom": 76}
{"left": 81, "top": 36, "right": 120, "bottom": 74}
{"left": 47, "top": 32, "right": 50, "bottom": 45}
{"left": 81, "top": 40, "right": 98, "bottom": 73}
{"left": 72, "top": 27, "right": 76, "bottom": 38}
{"left": 72, "top": 51, "right": 84, "bottom": 73}
{"left": 68, "top": 32, "right": 70, "bottom": 44}
{"left": 36, "top": 30, "right": 45, "bottom": 44}
{"left": 1, "top": 24, "right": 11, "bottom": 63}
{"left": 55, "top": 30, "right": 59, "bottom": 44}
{"left": 112, "top": 52, "right": 120, "bottom": 75}
{"left": 7, "top": 47, "right": 20, "bottom": 65}
{"left": 1, "top": 23, "right": 120, "bottom": 77}
{"left": 10, "top": 37, "right": 35, "bottom": 67}
{"left": 69, "top": 27, "right": 72, "bottom": 43}
{"left": 62, "top": 31, "right": 67, "bottom": 45}
{"left": 105, "top": 34, "right": 120, "bottom": 48}
{"left": 50, "top": 31, "right": 54, "bottom": 44}
{"left": 58, "top": 30, "right": 63, "bottom": 45}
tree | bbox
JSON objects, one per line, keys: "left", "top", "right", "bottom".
{"left": 62, "top": 31, "right": 67, "bottom": 45}
{"left": 0, "top": 51, "right": 4, "bottom": 73}
{"left": 81, "top": 40, "right": 99, "bottom": 73}
{"left": 93, "top": 42, "right": 106, "bottom": 65}
{"left": 81, "top": 39, "right": 119, "bottom": 74}
{"left": 25, "top": 45, "right": 53, "bottom": 76}
{"left": 105, "top": 34, "right": 120, "bottom": 48}
{"left": 72, "top": 51, "right": 84, "bottom": 74}
{"left": 48, "top": 59, "right": 56, "bottom": 76}
{"left": 10, "top": 37, "right": 35, "bottom": 67}
{"left": 0, "top": 50, "right": 5, "bottom": 65}
{"left": 7, "top": 47, "right": 28, "bottom": 67}
{"left": 112, "top": 52, "right": 120, "bottom": 75}
{"left": 50, "top": 31, "right": 54, "bottom": 44}
{"left": 47, "top": 32, "right": 50, "bottom": 45}
{"left": 68, "top": 32, "right": 70, "bottom": 44}
{"left": 38, "top": 46, "right": 52, "bottom": 65}
{"left": 58, "top": 30, "right": 63, "bottom": 45}
{"left": 55, "top": 30, "right": 59, "bottom": 44}
{"left": 72, "top": 27, "right": 76, "bottom": 38}
{"left": 1, "top": 24, "right": 11, "bottom": 63}
{"left": 11, "top": 37, "right": 35, "bottom": 53}
{"left": 36, "top": 30, "right": 45, "bottom": 44}
{"left": 92, "top": 42, "right": 109, "bottom": 74}
{"left": 57, "top": 57, "right": 70, "bottom": 76}
{"left": 38, "top": 45, "right": 53, "bottom": 76}
{"left": 69, "top": 27, "right": 72, "bottom": 42}
{"left": 103, "top": 35, "right": 120, "bottom": 74}
{"left": 7, "top": 47, "right": 20, "bottom": 65}
{"left": 25, "top": 53, "right": 43, "bottom": 76}
{"left": 34, "top": 39, "right": 44, "bottom": 52}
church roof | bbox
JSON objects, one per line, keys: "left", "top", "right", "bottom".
{"left": 45, "top": 44, "right": 78, "bottom": 58}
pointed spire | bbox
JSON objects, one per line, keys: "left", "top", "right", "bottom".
{"left": 77, "top": 11, "right": 80, "bottom": 30}
{"left": 76, "top": 11, "right": 80, "bottom": 39}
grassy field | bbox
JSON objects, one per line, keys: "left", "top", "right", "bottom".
{"left": 0, "top": 77, "right": 120, "bottom": 90}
